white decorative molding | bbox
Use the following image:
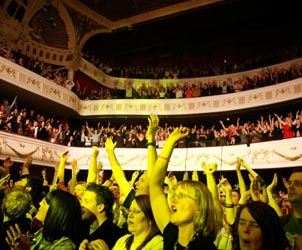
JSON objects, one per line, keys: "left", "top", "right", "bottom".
{"left": 1, "top": 57, "right": 301, "bottom": 117}
{"left": 0, "top": 131, "right": 301, "bottom": 171}
{"left": 0, "top": 57, "right": 79, "bottom": 112}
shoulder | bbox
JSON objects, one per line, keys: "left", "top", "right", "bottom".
{"left": 145, "top": 234, "right": 164, "bottom": 249}
{"left": 113, "top": 234, "right": 132, "bottom": 249}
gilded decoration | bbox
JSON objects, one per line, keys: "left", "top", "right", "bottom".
{"left": 273, "top": 150, "right": 302, "bottom": 161}
{"left": 26, "top": 77, "right": 41, "bottom": 89}
{"left": 41, "top": 147, "right": 59, "bottom": 162}
{"left": 294, "top": 84, "right": 301, "bottom": 93}
{"left": 48, "top": 87, "right": 61, "bottom": 97}
{"left": 275, "top": 87, "right": 291, "bottom": 96}
{"left": 251, "top": 149, "right": 270, "bottom": 163}
{"left": 6, "top": 144, "right": 38, "bottom": 158}
{"left": 0, "top": 65, "right": 16, "bottom": 79}
{"left": 223, "top": 98, "right": 236, "bottom": 105}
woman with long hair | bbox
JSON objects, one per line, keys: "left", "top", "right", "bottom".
{"left": 6, "top": 189, "right": 82, "bottom": 250}
{"left": 232, "top": 201, "right": 290, "bottom": 250}
{"left": 149, "top": 126, "right": 221, "bottom": 250}
{"left": 113, "top": 195, "right": 163, "bottom": 250}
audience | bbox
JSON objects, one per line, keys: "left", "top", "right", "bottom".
{"left": 0, "top": 112, "right": 300, "bottom": 250}
{"left": 1, "top": 28, "right": 302, "bottom": 250}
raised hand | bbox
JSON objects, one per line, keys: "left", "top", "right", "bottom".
{"left": 201, "top": 162, "right": 217, "bottom": 175}
{"left": 105, "top": 137, "right": 117, "bottom": 152}
{"left": 60, "top": 150, "right": 69, "bottom": 163}
{"left": 168, "top": 126, "right": 190, "bottom": 143}
{"left": 146, "top": 114, "right": 159, "bottom": 139}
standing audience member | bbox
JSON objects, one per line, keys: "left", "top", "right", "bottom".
{"left": 79, "top": 183, "right": 125, "bottom": 249}
{"left": 85, "top": 195, "right": 163, "bottom": 250}
{"left": 149, "top": 127, "right": 221, "bottom": 249}
{"left": 282, "top": 167, "right": 302, "bottom": 248}
{"left": 0, "top": 187, "right": 32, "bottom": 250}
{"left": 6, "top": 189, "right": 82, "bottom": 249}
{"left": 113, "top": 195, "right": 163, "bottom": 250}
{"left": 232, "top": 201, "right": 290, "bottom": 250}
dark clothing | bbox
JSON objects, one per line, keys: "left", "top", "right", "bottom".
{"left": 163, "top": 222, "right": 217, "bottom": 250}
{"left": 123, "top": 189, "right": 136, "bottom": 209}
{"left": 0, "top": 217, "right": 32, "bottom": 250}
{"left": 281, "top": 215, "right": 302, "bottom": 248}
{"left": 83, "top": 219, "right": 125, "bottom": 249}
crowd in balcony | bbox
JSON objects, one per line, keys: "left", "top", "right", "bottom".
{"left": 0, "top": 94, "right": 301, "bottom": 149}
{"left": 1, "top": 40, "right": 302, "bottom": 101}
{"left": 83, "top": 43, "right": 302, "bottom": 79}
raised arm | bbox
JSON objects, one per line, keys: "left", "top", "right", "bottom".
{"left": 202, "top": 162, "right": 223, "bottom": 221}
{"left": 146, "top": 114, "right": 159, "bottom": 177}
{"left": 105, "top": 137, "right": 132, "bottom": 200}
{"left": 149, "top": 126, "right": 190, "bottom": 233}
{"left": 266, "top": 173, "right": 282, "bottom": 216}
{"left": 56, "top": 150, "right": 68, "bottom": 182}
{"left": 236, "top": 157, "right": 247, "bottom": 197}
{"left": 68, "top": 159, "right": 79, "bottom": 194}
{"left": 86, "top": 146, "right": 99, "bottom": 184}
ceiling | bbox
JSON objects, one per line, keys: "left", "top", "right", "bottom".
{"left": 81, "top": 0, "right": 302, "bottom": 60}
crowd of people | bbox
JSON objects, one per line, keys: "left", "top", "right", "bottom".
{"left": 1, "top": 40, "right": 302, "bottom": 101}
{"left": 0, "top": 114, "right": 301, "bottom": 250}
{"left": 0, "top": 94, "right": 301, "bottom": 149}
{"left": 83, "top": 42, "right": 302, "bottom": 79}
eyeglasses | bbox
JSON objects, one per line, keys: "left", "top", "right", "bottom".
{"left": 172, "top": 192, "right": 195, "bottom": 201}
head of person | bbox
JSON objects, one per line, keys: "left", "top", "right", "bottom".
{"left": 279, "top": 198, "right": 293, "bottom": 216}
{"left": 287, "top": 167, "right": 302, "bottom": 206}
{"left": 171, "top": 180, "right": 220, "bottom": 239}
{"left": 135, "top": 171, "right": 149, "bottom": 196}
{"left": 73, "top": 181, "right": 87, "bottom": 201}
{"left": 109, "top": 182, "right": 120, "bottom": 201}
{"left": 232, "top": 189, "right": 241, "bottom": 206}
{"left": 15, "top": 175, "right": 43, "bottom": 209}
{"left": 81, "top": 183, "right": 114, "bottom": 224}
{"left": 34, "top": 189, "right": 57, "bottom": 224}
{"left": 126, "top": 195, "right": 160, "bottom": 249}
{"left": 232, "top": 201, "right": 289, "bottom": 250}
{"left": 2, "top": 187, "right": 32, "bottom": 220}
{"left": 43, "top": 190, "right": 82, "bottom": 245}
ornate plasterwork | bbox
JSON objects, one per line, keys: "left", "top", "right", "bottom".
{"left": 1, "top": 57, "right": 301, "bottom": 118}
{"left": 0, "top": 131, "right": 301, "bottom": 171}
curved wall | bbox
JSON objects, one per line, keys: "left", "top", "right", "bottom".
{"left": 1, "top": 57, "right": 301, "bottom": 117}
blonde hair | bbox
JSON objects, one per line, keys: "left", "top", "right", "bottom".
{"left": 3, "top": 187, "right": 32, "bottom": 219}
{"left": 176, "top": 180, "right": 221, "bottom": 238}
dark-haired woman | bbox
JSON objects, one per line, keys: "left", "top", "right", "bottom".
{"left": 232, "top": 201, "right": 290, "bottom": 250}
{"left": 6, "top": 189, "right": 82, "bottom": 250}
{"left": 113, "top": 195, "right": 163, "bottom": 250}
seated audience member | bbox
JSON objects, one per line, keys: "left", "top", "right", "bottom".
{"left": 0, "top": 187, "right": 32, "bottom": 250}
{"left": 6, "top": 189, "right": 82, "bottom": 249}
{"left": 232, "top": 201, "right": 290, "bottom": 250}
{"left": 79, "top": 183, "right": 125, "bottom": 249}
{"left": 149, "top": 127, "right": 221, "bottom": 249}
